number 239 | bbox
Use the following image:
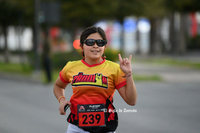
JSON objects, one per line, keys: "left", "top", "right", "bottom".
{"left": 82, "top": 114, "right": 101, "bottom": 124}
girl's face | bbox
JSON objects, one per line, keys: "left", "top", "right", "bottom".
{"left": 83, "top": 33, "right": 106, "bottom": 63}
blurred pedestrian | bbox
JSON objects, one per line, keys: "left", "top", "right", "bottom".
{"left": 42, "top": 29, "right": 52, "bottom": 83}
{"left": 53, "top": 26, "right": 137, "bottom": 133}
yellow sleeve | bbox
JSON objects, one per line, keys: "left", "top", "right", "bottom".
{"left": 59, "top": 62, "right": 71, "bottom": 83}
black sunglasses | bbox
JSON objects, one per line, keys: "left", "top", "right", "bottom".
{"left": 84, "top": 39, "right": 107, "bottom": 47}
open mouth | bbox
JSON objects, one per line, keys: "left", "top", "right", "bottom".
{"left": 91, "top": 50, "right": 99, "bottom": 53}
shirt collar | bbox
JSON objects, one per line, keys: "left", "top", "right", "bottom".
{"left": 81, "top": 59, "right": 105, "bottom": 67}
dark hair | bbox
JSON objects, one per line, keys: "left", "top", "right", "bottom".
{"left": 80, "top": 26, "right": 107, "bottom": 58}
{"left": 80, "top": 26, "right": 107, "bottom": 47}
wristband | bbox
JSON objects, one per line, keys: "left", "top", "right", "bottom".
{"left": 58, "top": 96, "right": 65, "bottom": 103}
{"left": 122, "top": 73, "right": 132, "bottom": 78}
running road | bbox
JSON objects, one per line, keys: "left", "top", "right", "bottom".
{"left": 0, "top": 79, "right": 200, "bottom": 133}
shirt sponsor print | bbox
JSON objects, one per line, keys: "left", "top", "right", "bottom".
{"left": 72, "top": 72, "right": 108, "bottom": 89}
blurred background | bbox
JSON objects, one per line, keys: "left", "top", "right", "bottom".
{"left": 0, "top": 1, "right": 200, "bottom": 133}
{"left": 0, "top": 0, "right": 200, "bottom": 83}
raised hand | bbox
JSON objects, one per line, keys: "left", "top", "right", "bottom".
{"left": 118, "top": 54, "right": 132, "bottom": 75}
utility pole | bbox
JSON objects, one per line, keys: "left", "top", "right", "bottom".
{"left": 33, "top": 0, "right": 40, "bottom": 71}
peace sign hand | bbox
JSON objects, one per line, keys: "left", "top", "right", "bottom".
{"left": 118, "top": 54, "right": 132, "bottom": 75}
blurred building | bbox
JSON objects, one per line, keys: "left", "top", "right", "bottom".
{"left": 0, "top": 26, "right": 32, "bottom": 51}
{"left": 1, "top": 12, "right": 199, "bottom": 54}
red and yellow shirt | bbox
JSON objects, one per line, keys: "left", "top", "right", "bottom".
{"left": 60, "top": 59, "right": 126, "bottom": 121}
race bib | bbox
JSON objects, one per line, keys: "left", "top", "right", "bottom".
{"left": 77, "top": 104, "right": 106, "bottom": 127}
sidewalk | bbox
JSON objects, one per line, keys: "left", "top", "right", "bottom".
{"left": 1, "top": 54, "right": 200, "bottom": 83}
{"left": 1, "top": 62, "right": 199, "bottom": 83}
{"left": 132, "top": 62, "right": 200, "bottom": 82}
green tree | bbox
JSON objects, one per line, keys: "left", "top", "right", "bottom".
{"left": 61, "top": 0, "right": 118, "bottom": 29}
{"left": 165, "top": 0, "right": 200, "bottom": 54}
{"left": 114, "top": 0, "right": 167, "bottom": 54}
{"left": 0, "top": 0, "right": 33, "bottom": 63}
{"left": 0, "top": 0, "right": 21, "bottom": 63}
{"left": 134, "top": 0, "right": 167, "bottom": 54}
{"left": 60, "top": 0, "right": 120, "bottom": 55}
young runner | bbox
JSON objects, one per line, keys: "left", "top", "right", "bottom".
{"left": 53, "top": 26, "right": 137, "bottom": 133}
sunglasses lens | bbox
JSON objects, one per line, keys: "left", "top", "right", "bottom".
{"left": 85, "top": 39, "right": 95, "bottom": 46}
{"left": 96, "top": 40, "right": 106, "bottom": 46}
{"left": 84, "top": 39, "right": 107, "bottom": 47}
